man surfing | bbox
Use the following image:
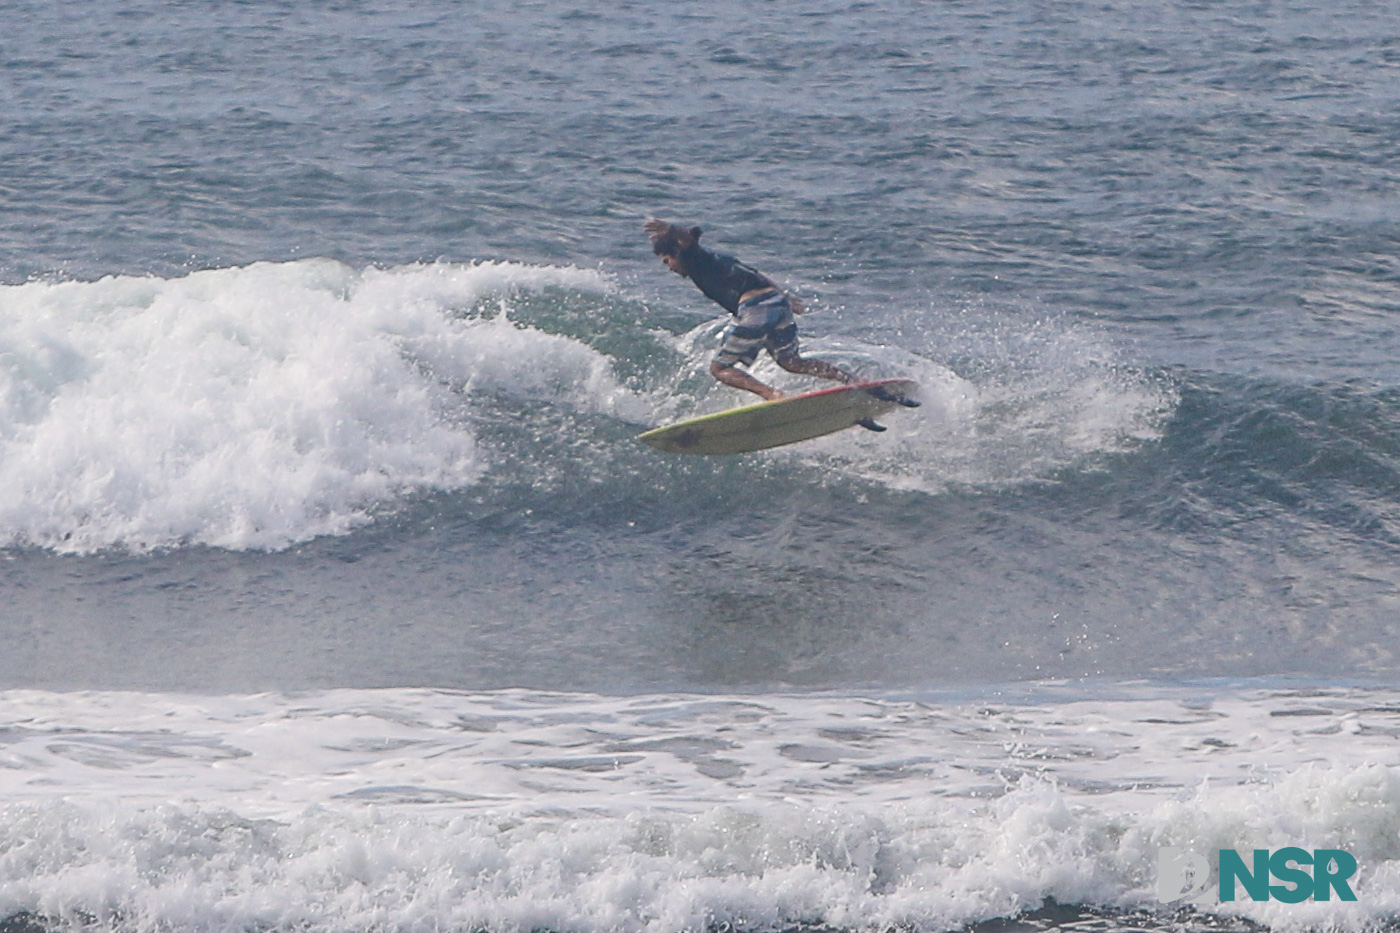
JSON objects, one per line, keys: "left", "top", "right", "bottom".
{"left": 645, "top": 219, "right": 862, "bottom": 403}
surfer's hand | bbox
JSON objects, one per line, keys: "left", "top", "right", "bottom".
{"left": 644, "top": 219, "right": 696, "bottom": 249}
{"left": 788, "top": 294, "right": 806, "bottom": 314}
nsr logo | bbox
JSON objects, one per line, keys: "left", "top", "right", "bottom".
{"left": 1158, "top": 847, "right": 1359, "bottom": 903}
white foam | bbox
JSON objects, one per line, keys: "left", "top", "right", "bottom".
{"left": 0, "top": 684, "right": 1396, "bottom": 933}
{"left": 660, "top": 306, "right": 1175, "bottom": 494}
{"left": 0, "top": 260, "right": 634, "bottom": 553}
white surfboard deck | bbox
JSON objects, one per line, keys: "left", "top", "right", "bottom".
{"left": 637, "top": 379, "right": 919, "bottom": 456}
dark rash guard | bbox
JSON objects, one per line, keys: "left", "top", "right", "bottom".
{"left": 678, "top": 243, "right": 774, "bottom": 315}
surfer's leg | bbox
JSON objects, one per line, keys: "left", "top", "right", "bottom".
{"left": 774, "top": 340, "right": 857, "bottom": 384}
{"left": 710, "top": 360, "right": 782, "bottom": 400}
{"left": 764, "top": 308, "right": 857, "bottom": 385}
{"left": 713, "top": 321, "right": 782, "bottom": 400}
{"left": 777, "top": 354, "right": 855, "bottom": 384}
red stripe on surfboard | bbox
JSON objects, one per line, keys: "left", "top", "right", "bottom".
{"left": 774, "top": 379, "right": 914, "bottom": 403}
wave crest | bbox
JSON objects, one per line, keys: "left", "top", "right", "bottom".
{"left": 0, "top": 259, "right": 624, "bottom": 552}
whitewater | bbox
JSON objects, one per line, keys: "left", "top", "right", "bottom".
{"left": 0, "top": 260, "right": 634, "bottom": 552}
{"left": 2, "top": 685, "right": 1398, "bottom": 933}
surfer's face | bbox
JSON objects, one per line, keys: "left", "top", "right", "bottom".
{"left": 660, "top": 253, "right": 688, "bottom": 277}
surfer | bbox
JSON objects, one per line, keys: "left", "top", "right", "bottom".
{"left": 644, "top": 219, "right": 857, "bottom": 402}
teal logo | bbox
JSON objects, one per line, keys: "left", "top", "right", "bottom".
{"left": 1220, "top": 849, "right": 1358, "bottom": 902}
{"left": 1158, "top": 848, "right": 1359, "bottom": 903}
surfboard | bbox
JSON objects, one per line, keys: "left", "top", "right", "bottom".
{"left": 637, "top": 379, "right": 919, "bottom": 456}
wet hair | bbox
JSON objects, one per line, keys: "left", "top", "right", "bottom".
{"left": 651, "top": 225, "right": 703, "bottom": 257}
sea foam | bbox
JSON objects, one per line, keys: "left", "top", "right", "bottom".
{"left": 0, "top": 685, "right": 1397, "bottom": 933}
{"left": 0, "top": 260, "right": 628, "bottom": 553}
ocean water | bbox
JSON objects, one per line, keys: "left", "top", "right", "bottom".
{"left": 2, "top": 0, "right": 1399, "bottom": 931}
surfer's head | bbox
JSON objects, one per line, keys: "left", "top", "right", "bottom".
{"left": 659, "top": 252, "right": 687, "bottom": 277}
{"left": 649, "top": 223, "right": 702, "bottom": 277}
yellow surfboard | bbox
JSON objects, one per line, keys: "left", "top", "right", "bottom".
{"left": 638, "top": 379, "right": 919, "bottom": 456}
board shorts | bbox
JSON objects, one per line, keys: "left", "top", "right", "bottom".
{"left": 714, "top": 289, "right": 800, "bottom": 368}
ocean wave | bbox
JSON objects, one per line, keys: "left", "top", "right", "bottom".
{"left": 16, "top": 256, "right": 1396, "bottom": 565}
{"left": 0, "top": 259, "right": 634, "bottom": 553}
{"left": 0, "top": 257, "right": 1184, "bottom": 555}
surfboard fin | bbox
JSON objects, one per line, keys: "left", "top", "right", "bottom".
{"left": 856, "top": 417, "right": 887, "bottom": 432}
{"left": 866, "top": 384, "right": 921, "bottom": 408}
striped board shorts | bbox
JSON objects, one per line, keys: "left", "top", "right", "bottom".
{"left": 714, "top": 290, "right": 800, "bottom": 368}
